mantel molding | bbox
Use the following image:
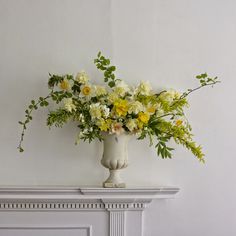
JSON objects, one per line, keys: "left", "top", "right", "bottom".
{"left": 0, "top": 186, "right": 179, "bottom": 211}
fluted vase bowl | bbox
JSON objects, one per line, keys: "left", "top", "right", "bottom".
{"left": 101, "top": 133, "right": 131, "bottom": 188}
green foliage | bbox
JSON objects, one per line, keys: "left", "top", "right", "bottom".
{"left": 94, "top": 51, "right": 117, "bottom": 87}
{"left": 47, "top": 108, "right": 72, "bottom": 128}
{"left": 17, "top": 94, "right": 52, "bottom": 152}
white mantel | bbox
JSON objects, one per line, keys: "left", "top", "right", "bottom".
{"left": 0, "top": 187, "right": 179, "bottom": 236}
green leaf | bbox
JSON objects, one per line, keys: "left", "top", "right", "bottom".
{"left": 108, "top": 81, "right": 115, "bottom": 87}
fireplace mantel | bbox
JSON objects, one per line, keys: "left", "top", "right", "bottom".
{"left": 0, "top": 186, "right": 179, "bottom": 236}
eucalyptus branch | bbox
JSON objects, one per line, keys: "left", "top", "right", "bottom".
{"left": 17, "top": 93, "right": 52, "bottom": 152}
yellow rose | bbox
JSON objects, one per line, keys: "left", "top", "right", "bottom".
{"left": 138, "top": 112, "right": 150, "bottom": 124}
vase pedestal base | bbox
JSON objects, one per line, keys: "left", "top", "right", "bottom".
{"left": 103, "top": 169, "right": 126, "bottom": 188}
{"left": 103, "top": 182, "right": 126, "bottom": 188}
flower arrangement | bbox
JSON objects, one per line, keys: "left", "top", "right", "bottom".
{"left": 18, "top": 52, "right": 219, "bottom": 162}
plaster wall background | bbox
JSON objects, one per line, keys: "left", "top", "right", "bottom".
{"left": 0, "top": 0, "right": 235, "bottom": 235}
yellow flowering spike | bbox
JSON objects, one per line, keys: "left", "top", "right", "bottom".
{"left": 175, "top": 119, "right": 183, "bottom": 126}
{"left": 138, "top": 112, "right": 150, "bottom": 124}
{"left": 113, "top": 99, "right": 129, "bottom": 116}
{"left": 59, "top": 80, "right": 70, "bottom": 90}
{"left": 82, "top": 86, "right": 92, "bottom": 96}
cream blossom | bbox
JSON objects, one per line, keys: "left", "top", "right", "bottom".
{"left": 76, "top": 70, "right": 89, "bottom": 84}
{"left": 160, "top": 89, "right": 181, "bottom": 103}
{"left": 94, "top": 85, "right": 107, "bottom": 96}
{"left": 64, "top": 98, "right": 76, "bottom": 112}
{"left": 126, "top": 119, "right": 138, "bottom": 132}
{"left": 101, "top": 105, "right": 110, "bottom": 118}
{"left": 89, "top": 103, "right": 102, "bottom": 119}
{"left": 111, "top": 122, "right": 124, "bottom": 135}
{"left": 107, "top": 92, "right": 119, "bottom": 104}
{"left": 114, "top": 80, "right": 130, "bottom": 97}
{"left": 79, "top": 84, "right": 94, "bottom": 98}
{"left": 135, "top": 81, "right": 152, "bottom": 96}
{"left": 128, "top": 101, "right": 144, "bottom": 114}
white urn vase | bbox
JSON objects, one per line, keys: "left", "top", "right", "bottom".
{"left": 101, "top": 133, "right": 131, "bottom": 188}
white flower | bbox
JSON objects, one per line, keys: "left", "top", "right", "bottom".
{"left": 128, "top": 101, "right": 144, "bottom": 114}
{"left": 94, "top": 85, "right": 107, "bottom": 96}
{"left": 79, "top": 114, "right": 85, "bottom": 122}
{"left": 76, "top": 70, "right": 89, "bottom": 84}
{"left": 79, "top": 84, "right": 94, "bottom": 98}
{"left": 64, "top": 98, "right": 76, "bottom": 112}
{"left": 89, "top": 103, "right": 102, "bottom": 119}
{"left": 126, "top": 119, "right": 138, "bottom": 132}
{"left": 107, "top": 92, "right": 119, "bottom": 104}
{"left": 135, "top": 81, "right": 152, "bottom": 96}
{"left": 101, "top": 105, "right": 110, "bottom": 118}
{"left": 114, "top": 80, "right": 130, "bottom": 97}
{"left": 160, "top": 89, "right": 181, "bottom": 103}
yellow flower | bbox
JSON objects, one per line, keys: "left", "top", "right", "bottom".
{"left": 147, "top": 106, "right": 156, "bottom": 114}
{"left": 175, "top": 119, "right": 183, "bottom": 126}
{"left": 59, "top": 80, "right": 70, "bottom": 90}
{"left": 113, "top": 99, "right": 129, "bottom": 116}
{"left": 99, "top": 119, "right": 112, "bottom": 131}
{"left": 138, "top": 112, "right": 150, "bottom": 124}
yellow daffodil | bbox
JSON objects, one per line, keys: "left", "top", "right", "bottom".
{"left": 138, "top": 112, "right": 150, "bottom": 124}
{"left": 113, "top": 99, "right": 129, "bottom": 116}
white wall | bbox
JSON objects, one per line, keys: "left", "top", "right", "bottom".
{"left": 0, "top": 0, "right": 236, "bottom": 235}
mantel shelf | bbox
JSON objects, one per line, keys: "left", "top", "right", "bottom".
{"left": 0, "top": 186, "right": 179, "bottom": 200}
{"left": 0, "top": 186, "right": 180, "bottom": 236}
